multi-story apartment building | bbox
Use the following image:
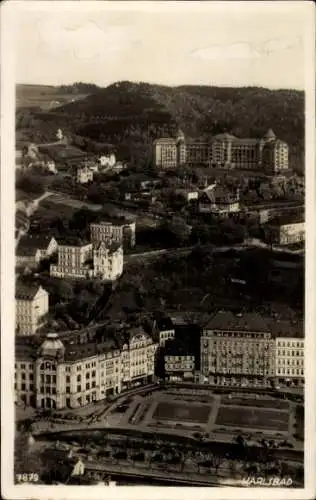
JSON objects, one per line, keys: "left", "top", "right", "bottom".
{"left": 153, "top": 129, "right": 289, "bottom": 173}
{"left": 93, "top": 242, "right": 123, "bottom": 281}
{"left": 153, "top": 129, "right": 186, "bottom": 169}
{"left": 16, "top": 235, "right": 58, "bottom": 269}
{"left": 198, "top": 184, "right": 240, "bottom": 215}
{"left": 15, "top": 327, "right": 158, "bottom": 409}
{"left": 50, "top": 243, "right": 93, "bottom": 279}
{"left": 264, "top": 215, "right": 305, "bottom": 245}
{"left": 16, "top": 283, "right": 49, "bottom": 336}
{"left": 200, "top": 311, "right": 275, "bottom": 387}
{"left": 50, "top": 240, "right": 124, "bottom": 281}
{"left": 262, "top": 139, "right": 289, "bottom": 174}
{"left": 274, "top": 320, "right": 304, "bottom": 387}
{"left": 119, "top": 327, "right": 158, "bottom": 390}
{"left": 90, "top": 220, "right": 136, "bottom": 249}
{"left": 164, "top": 339, "right": 195, "bottom": 382}
{"left": 90, "top": 221, "right": 123, "bottom": 245}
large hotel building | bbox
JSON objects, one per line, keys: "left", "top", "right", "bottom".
{"left": 200, "top": 311, "right": 304, "bottom": 388}
{"left": 153, "top": 129, "right": 289, "bottom": 174}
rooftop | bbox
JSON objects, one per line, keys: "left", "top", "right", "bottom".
{"left": 15, "top": 282, "right": 43, "bottom": 301}
{"left": 155, "top": 317, "right": 174, "bottom": 332}
{"left": 212, "top": 133, "right": 237, "bottom": 141}
{"left": 269, "top": 319, "right": 304, "bottom": 338}
{"left": 16, "top": 234, "right": 55, "bottom": 256}
{"left": 268, "top": 214, "right": 305, "bottom": 226}
{"left": 64, "top": 338, "right": 118, "bottom": 362}
{"left": 205, "top": 311, "right": 272, "bottom": 333}
{"left": 263, "top": 128, "right": 276, "bottom": 140}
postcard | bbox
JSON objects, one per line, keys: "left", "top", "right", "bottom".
{"left": 1, "top": 1, "right": 315, "bottom": 499}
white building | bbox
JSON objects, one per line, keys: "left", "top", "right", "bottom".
{"left": 93, "top": 243, "right": 123, "bottom": 281}
{"left": 120, "top": 327, "right": 158, "bottom": 390}
{"left": 50, "top": 243, "right": 93, "bottom": 279}
{"left": 16, "top": 284, "right": 49, "bottom": 336}
{"left": 76, "top": 165, "right": 93, "bottom": 184}
{"left": 265, "top": 216, "right": 305, "bottom": 245}
{"left": 15, "top": 327, "right": 159, "bottom": 409}
{"left": 99, "top": 154, "right": 116, "bottom": 169}
{"left": 274, "top": 320, "right": 304, "bottom": 387}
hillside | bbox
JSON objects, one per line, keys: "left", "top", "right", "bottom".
{"left": 16, "top": 83, "right": 92, "bottom": 111}
{"left": 16, "top": 81, "right": 305, "bottom": 171}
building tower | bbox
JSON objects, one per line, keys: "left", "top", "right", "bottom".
{"left": 176, "top": 128, "right": 186, "bottom": 166}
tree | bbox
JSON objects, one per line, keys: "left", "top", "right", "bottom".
{"left": 56, "top": 280, "right": 74, "bottom": 302}
{"left": 16, "top": 173, "right": 45, "bottom": 195}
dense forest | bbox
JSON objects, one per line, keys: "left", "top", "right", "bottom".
{"left": 16, "top": 81, "right": 305, "bottom": 171}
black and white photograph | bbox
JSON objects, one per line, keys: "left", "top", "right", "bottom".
{"left": 1, "top": 1, "right": 315, "bottom": 499}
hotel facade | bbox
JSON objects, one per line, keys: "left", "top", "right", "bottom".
{"left": 153, "top": 129, "right": 289, "bottom": 173}
{"left": 15, "top": 327, "right": 158, "bottom": 409}
{"left": 200, "top": 311, "right": 304, "bottom": 388}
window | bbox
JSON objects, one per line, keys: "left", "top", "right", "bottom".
{"left": 77, "top": 365, "right": 82, "bottom": 371}
{"left": 92, "top": 370, "right": 96, "bottom": 378}
{"left": 46, "top": 375, "right": 51, "bottom": 384}
{"left": 77, "top": 375, "right": 81, "bottom": 382}
{"left": 66, "top": 386, "right": 70, "bottom": 393}
{"left": 77, "top": 385, "right": 81, "bottom": 392}
{"left": 21, "top": 364, "right": 25, "bottom": 369}
{"left": 30, "top": 384, "right": 34, "bottom": 391}
{"left": 86, "top": 372, "right": 90, "bottom": 379}
{"left": 21, "top": 372, "right": 26, "bottom": 380}
{"left": 29, "top": 373, "right": 33, "bottom": 381}
{"left": 66, "top": 376, "right": 70, "bottom": 383}
{"left": 21, "top": 383, "right": 26, "bottom": 391}
{"left": 65, "top": 367, "right": 71, "bottom": 372}
{"left": 86, "top": 382, "right": 90, "bottom": 390}
{"left": 52, "top": 375, "right": 56, "bottom": 384}
{"left": 92, "top": 381, "right": 96, "bottom": 388}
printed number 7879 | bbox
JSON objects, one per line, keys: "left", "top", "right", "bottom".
{"left": 16, "top": 473, "right": 39, "bottom": 483}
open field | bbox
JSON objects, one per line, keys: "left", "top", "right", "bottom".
{"left": 152, "top": 401, "right": 211, "bottom": 424}
{"left": 215, "top": 406, "right": 289, "bottom": 432}
{"left": 16, "top": 84, "right": 89, "bottom": 110}
{"left": 220, "top": 396, "right": 289, "bottom": 410}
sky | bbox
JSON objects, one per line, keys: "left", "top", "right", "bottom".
{"left": 14, "top": 1, "right": 312, "bottom": 90}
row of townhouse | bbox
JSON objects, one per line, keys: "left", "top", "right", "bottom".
{"left": 154, "top": 312, "right": 304, "bottom": 388}
{"left": 14, "top": 310, "right": 304, "bottom": 409}
{"left": 154, "top": 129, "right": 289, "bottom": 174}
{"left": 15, "top": 326, "right": 158, "bottom": 409}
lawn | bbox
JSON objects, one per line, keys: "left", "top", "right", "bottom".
{"left": 152, "top": 401, "right": 211, "bottom": 424}
{"left": 220, "top": 396, "right": 289, "bottom": 411}
{"left": 215, "top": 406, "right": 289, "bottom": 432}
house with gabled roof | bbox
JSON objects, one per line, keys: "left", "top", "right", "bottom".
{"left": 16, "top": 234, "right": 58, "bottom": 269}
{"left": 198, "top": 183, "right": 240, "bottom": 215}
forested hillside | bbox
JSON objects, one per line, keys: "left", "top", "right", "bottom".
{"left": 16, "top": 81, "right": 305, "bottom": 171}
